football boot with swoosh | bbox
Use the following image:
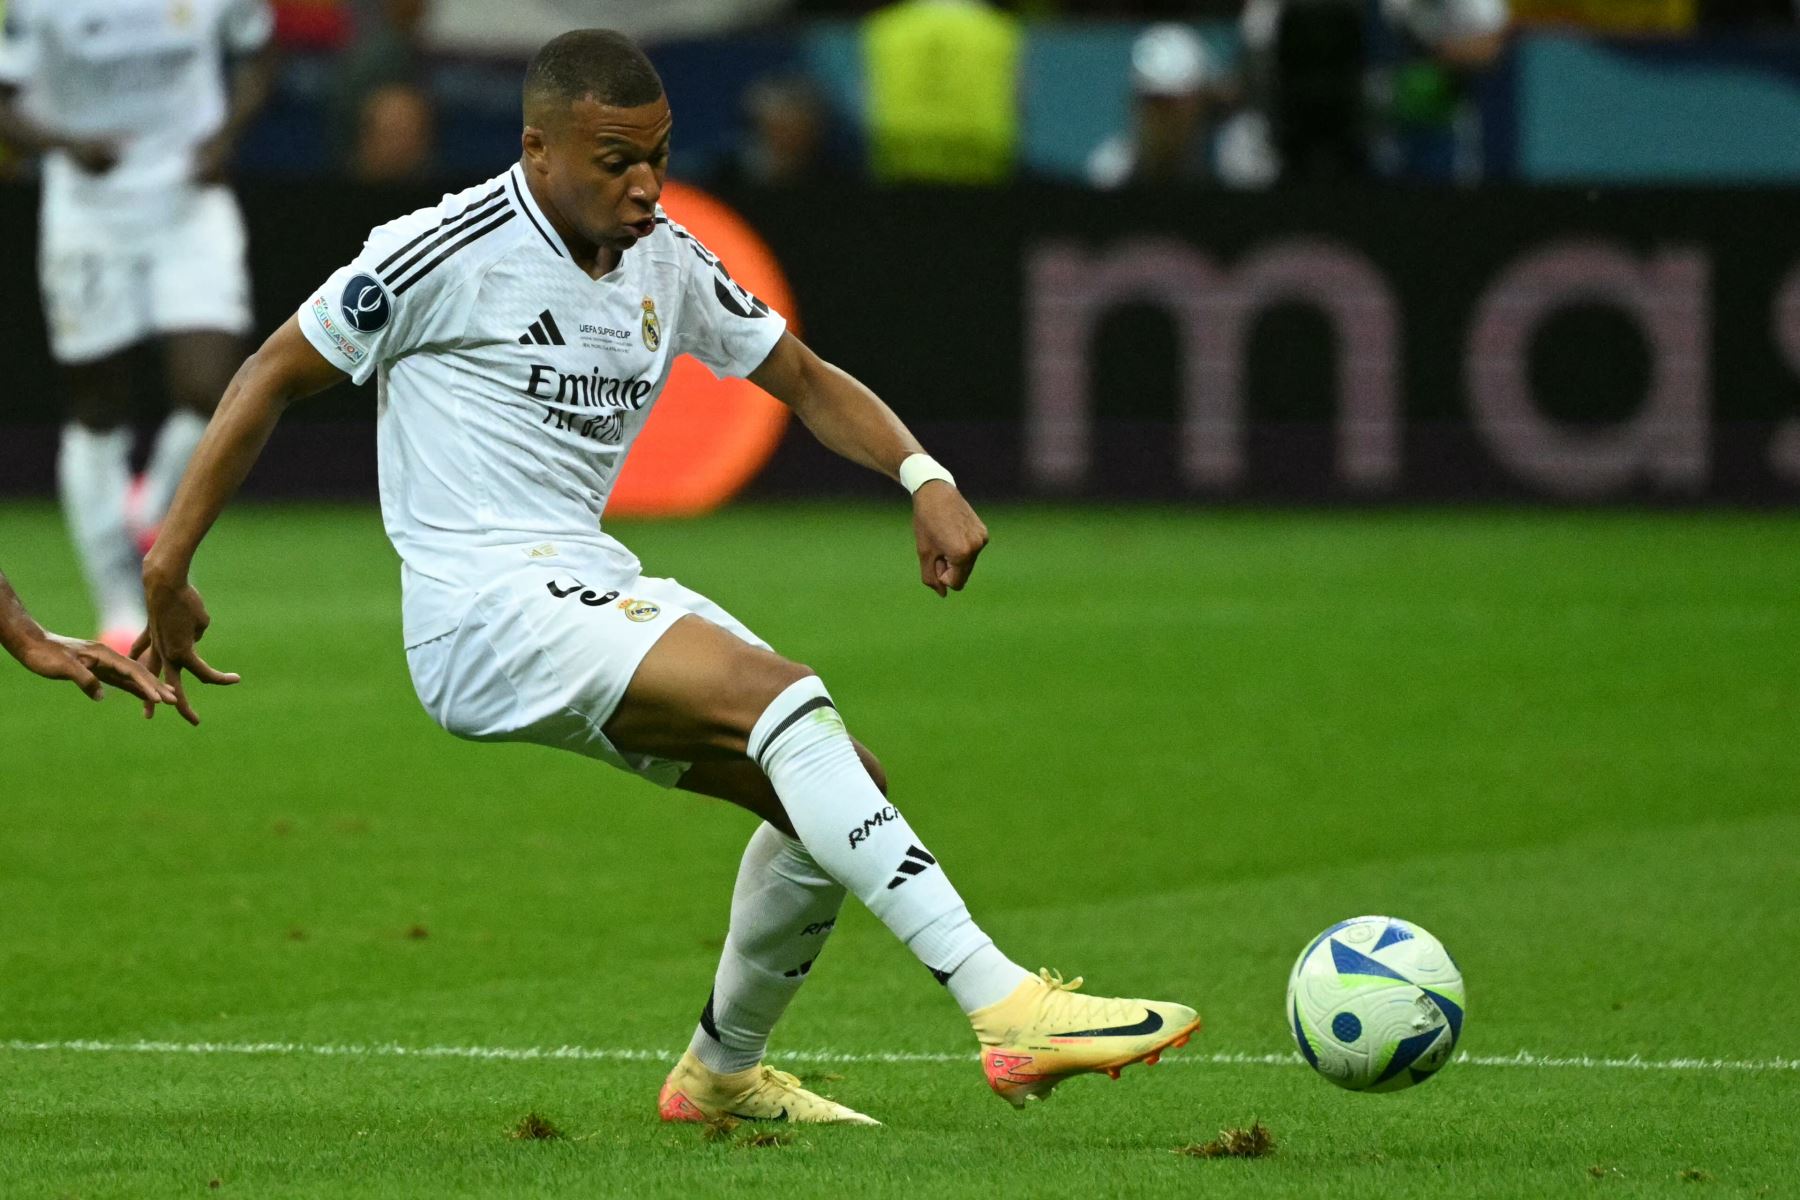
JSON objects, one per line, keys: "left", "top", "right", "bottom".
{"left": 970, "top": 969, "right": 1202, "bottom": 1107}
{"left": 657, "top": 1051, "right": 881, "bottom": 1125}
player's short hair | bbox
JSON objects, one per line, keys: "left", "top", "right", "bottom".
{"left": 523, "top": 29, "right": 665, "bottom": 120}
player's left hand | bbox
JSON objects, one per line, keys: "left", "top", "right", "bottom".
{"left": 135, "top": 578, "right": 241, "bottom": 725}
{"left": 13, "top": 633, "right": 178, "bottom": 706}
{"left": 912, "top": 481, "right": 989, "bottom": 597}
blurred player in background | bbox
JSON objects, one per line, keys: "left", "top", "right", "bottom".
{"left": 0, "top": 0, "right": 277, "bottom": 652}
{"left": 1088, "top": 23, "right": 1278, "bottom": 190}
{"left": 0, "top": 567, "right": 173, "bottom": 704}
{"left": 139, "top": 29, "right": 1201, "bottom": 1126}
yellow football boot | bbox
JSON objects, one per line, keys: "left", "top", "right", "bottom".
{"left": 657, "top": 1051, "right": 882, "bottom": 1126}
{"left": 970, "top": 969, "right": 1202, "bottom": 1107}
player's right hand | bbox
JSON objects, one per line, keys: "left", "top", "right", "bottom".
{"left": 135, "top": 578, "right": 240, "bottom": 726}
{"left": 66, "top": 138, "right": 121, "bottom": 174}
{"left": 14, "top": 633, "right": 178, "bottom": 706}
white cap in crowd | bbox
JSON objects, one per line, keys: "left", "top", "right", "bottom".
{"left": 1130, "top": 24, "right": 1217, "bottom": 97}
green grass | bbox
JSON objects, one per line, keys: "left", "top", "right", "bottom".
{"left": 2, "top": 502, "right": 1797, "bottom": 1198}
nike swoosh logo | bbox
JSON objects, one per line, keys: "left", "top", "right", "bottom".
{"left": 1051, "top": 1010, "right": 1165, "bottom": 1039}
{"left": 725, "top": 1107, "right": 788, "bottom": 1122}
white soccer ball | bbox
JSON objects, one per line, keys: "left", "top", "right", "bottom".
{"left": 1286, "top": 915, "right": 1466, "bottom": 1093}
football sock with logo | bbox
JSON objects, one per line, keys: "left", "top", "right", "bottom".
{"left": 749, "top": 676, "right": 1031, "bottom": 1016}
{"left": 140, "top": 409, "right": 209, "bottom": 529}
{"left": 688, "top": 822, "right": 846, "bottom": 1075}
{"left": 58, "top": 423, "right": 144, "bottom": 633}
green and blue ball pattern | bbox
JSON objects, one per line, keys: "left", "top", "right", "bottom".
{"left": 1287, "top": 915, "right": 1466, "bottom": 1093}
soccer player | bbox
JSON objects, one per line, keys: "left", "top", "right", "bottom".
{"left": 138, "top": 30, "right": 1200, "bottom": 1124}
{"left": 1, "top": 568, "right": 174, "bottom": 705}
{"left": 0, "top": 0, "right": 277, "bottom": 652}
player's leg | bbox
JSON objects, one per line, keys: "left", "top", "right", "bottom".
{"left": 666, "top": 753, "right": 874, "bottom": 1082}
{"left": 655, "top": 800, "right": 864, "bottom": 1123}
{"left": 137, "top": 330, "right": 241, "bottom": 547}
{"left": 57, "top": 351, "right": 144, "bottom": 649}
{"left": 605, "top": 614, "right": 1032, "bottom": 1011}
{"left": 41, "top": 216, "right": 150, "bottom": 648}
{"left": 609, "top": 614, "right": 1202, "bottom": 1108}
{"left": 137, "top": 187, "right": 254, "bottom": 547}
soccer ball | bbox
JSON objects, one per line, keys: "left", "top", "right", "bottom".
{"left": 1286, "top": 915, "right": 1466, "bottom": 1093}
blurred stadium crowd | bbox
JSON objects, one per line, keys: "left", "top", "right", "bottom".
{"left": 6, "top": 0, "right": 1798, "bottom": 192}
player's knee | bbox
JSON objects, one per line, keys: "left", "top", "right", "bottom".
{"left": 706, "top": 649, "right": 815, "bottom": 753}
{"left": 65, "top": 384, "right": 131, "bottom": 430}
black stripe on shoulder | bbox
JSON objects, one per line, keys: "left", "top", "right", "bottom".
{"left": 383, "top": 193, "right": 509, "bottom": 284}
{"left": 391, "top": 209, "right": 517, "bottom": 296}
{"left": 377, "top": 184, "right": 507, "bottom": 272}
{"left": 508, "top": 172, "right": 564, "bottom": 257}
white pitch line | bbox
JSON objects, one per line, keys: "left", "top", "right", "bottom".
{"left": 2, "top": 1039, "right": 1797, "bottom": 1074}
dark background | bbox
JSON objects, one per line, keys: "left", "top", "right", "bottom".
{"left": 2, "top": 181, "right": 1796, "bottom": 503}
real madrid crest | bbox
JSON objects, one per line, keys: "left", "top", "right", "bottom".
{"left": 640, "top": 297, "right": 661, "bottom": 352}
{"left": 618, "top": 597, "right": 662, "bottom": 623}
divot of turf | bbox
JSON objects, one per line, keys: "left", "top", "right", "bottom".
{"left": 1177, "top": 1122, "right": 1275, "bottom": 1159}
{"left": 698, "top": 1116, "right": 793, "bottom": 1149}
{"left": 1678, "top": 1169, "right": 1713, "bottom": 1183}
{"left": 507, "top": 1112, "right": 564, "bottom": 1141}
{"left": 741, "top": 1131, "right": 793, "bottom": 1149}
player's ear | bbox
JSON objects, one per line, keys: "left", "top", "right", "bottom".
{"left": 521, "top": 125, "right": 550, "bottom": 168}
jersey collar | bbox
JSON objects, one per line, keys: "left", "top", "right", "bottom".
{"left": 507, "top": 163, "right": 571, "bottom": 260}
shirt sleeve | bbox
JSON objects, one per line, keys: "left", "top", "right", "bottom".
{"left": 0, "top": 0, "right": 40, "bottom": 88}
{"left": 222, "top": 0, "right": 275, "bottom": 53}
{"left": 297, "top": 218, "right": 479, "bottom": 387}
{"left": 668, "top": 222, "right": 788, "bottom": 380}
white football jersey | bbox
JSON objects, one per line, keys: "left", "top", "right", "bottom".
{"left": 0, "top": 0, "right": 273, "bottom": 214}
{"left": 298, "top": 164, "right": 788, "bottom": 645}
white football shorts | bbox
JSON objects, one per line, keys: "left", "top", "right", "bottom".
{"left": 38, "top": 185, "right": 254, "bottom": 364}
{"left": 405, "top": 556, "right": 770, "bottom": 788}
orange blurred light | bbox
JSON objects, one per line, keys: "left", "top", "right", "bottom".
{"left": 608, "top": 181, "right": 795, "bottom": 518}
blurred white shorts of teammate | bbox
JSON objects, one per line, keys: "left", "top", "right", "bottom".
{"left": 38, "top": 185, "right": 253, "bottom": 365}
{"left": 405, "top": 555, "right": 771, "bottom": 788}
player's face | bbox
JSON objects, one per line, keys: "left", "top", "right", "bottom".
{"left": 540, "top": 95, "right": 673, "bottom": 253}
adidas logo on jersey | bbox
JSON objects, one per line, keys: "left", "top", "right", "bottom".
{"left": 886, "top": 845, "right": 937, "bottom": 890}
{"left": 518, "top": 310, "right": 567, "bottom": 346}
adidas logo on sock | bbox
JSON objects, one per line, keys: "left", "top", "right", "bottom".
{"left": 886, "top": 844, "right": 937, "bottom": 890}
{"left": 783, "top": 958, "right": 816, "bottom": 979}
{"left": 517, "top": 309, "right": 567, "bottom": 346}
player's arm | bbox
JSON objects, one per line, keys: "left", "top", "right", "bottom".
{"left": 0, "top": 83, "right": 118, "bottom": 172}
{"left": 0, "top": 570, "right": 175, "bottom": 704}
{"left": 194, "top": 39, "right": 279, "bottom": 183}
{"left": 749, "top": 331, "right": 988, "bottom": 597}
{"left": 138, "top": 318, "right": 348, "bottom": 723}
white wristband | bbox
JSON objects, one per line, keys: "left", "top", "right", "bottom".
{"left": 899, "top": 453, "right": 955, "bottom": 495}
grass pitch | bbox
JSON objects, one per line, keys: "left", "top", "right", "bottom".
{"left": 1, "top": 502, "right": 1796, "bottom": 1199}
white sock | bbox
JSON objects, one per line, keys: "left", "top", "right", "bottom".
{"left": 58, "top": 423, "right": 144, "bottom": 632}
{"left": 139, "top": 409, "right": 208, "bottom": 528}
{"left": 749, "top": 676, "right": 1031, "bottom": 1015}
{"left": 689, "top": 822, "right": 845, "bottom": 1075}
